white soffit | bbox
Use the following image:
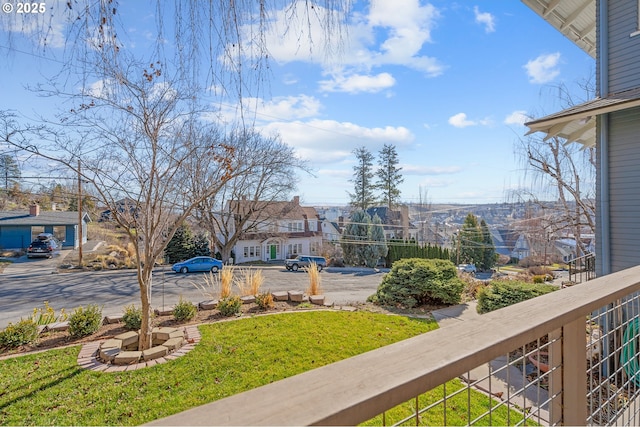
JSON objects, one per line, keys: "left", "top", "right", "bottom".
{"left": 521, "top": 0, "right": 596, "bottom": 58}
{"left": 525, "top": 88, "right": 640, "bottom": 148}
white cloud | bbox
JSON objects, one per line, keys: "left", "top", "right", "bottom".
{"left": 319, "top": 72, "right": 396, "bottom": 94}
{"left": 1, "top": 4, "right": 67, "bottom": 48}
{"left": 504, "top": 110, "right": 530, "bottom": 126}
{"left": 237, "top": 0, "right": 445, "bottom": 81}
{"left": 524, "top": 53, "right": 561, "bottom": 84}
{"left": 448, "top": 113, "right": 491, "bottom": 128}
{"left": 402, "top": 165, "right": 462, "bottom": 175}
{"left": 213, "top": 95, "right": 323, "bottom": 124}
{"left": 474, "top": 6, "right": 496, "bottom": 33}
{"left": 259, "top": 119, "right": 414, "bottom": 164}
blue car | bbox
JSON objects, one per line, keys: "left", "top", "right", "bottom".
{"left": 172, "top": 256, "right": 223, "bottom": 274}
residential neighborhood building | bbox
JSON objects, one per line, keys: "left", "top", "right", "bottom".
{"left": 365, "top": 205, "right": 415, "bottom": 240}
{"left": 0, "top": 204, "right": 90, "bottom": 250}
{"left": 218, "top": 196, "right": 323, "bottom": 263}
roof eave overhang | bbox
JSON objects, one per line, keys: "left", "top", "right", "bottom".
{"left": 525, "top": 96, "right": 640, "bottom": 148}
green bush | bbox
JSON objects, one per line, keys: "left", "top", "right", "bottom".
{"left": 476, "top": 280, "right": 558, "bottom": 314}
{"left": 218, "top": 295, "right": 242, "bottom": 317}
{"left": 173, "top": 297, "right": 197, "bottom": 321}
{"left": 122, "top": 304, "right": 143, "bottom": 330}
{"left": 372, "top": 258, "right": 464, "bottom": 308}
{"left": 0, "top": 319, "right": 39, "bottom": 348}
{"left": 68, "top": 305, "right": 103, "bottom": 338}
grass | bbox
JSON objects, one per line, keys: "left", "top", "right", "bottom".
{"left": 0, "top": 311, "right": 532, "bottom": 426}
{"left": 0, "top": 311, "right": 435, "bottom": 426}
{"left": 362, "top": 379, "right": 537, "bottom": 426}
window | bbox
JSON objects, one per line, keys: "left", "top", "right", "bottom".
{"left": 244, "top": 245, "right": 261, "bottom": 259}
{"left": 634, "top": 1, "right": 640, "bottom": 36}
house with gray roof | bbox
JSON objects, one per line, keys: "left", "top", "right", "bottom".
{"left": 0, "top": 204, "right": 90, "bottom": 250}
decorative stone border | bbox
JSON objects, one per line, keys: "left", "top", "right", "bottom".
{"left": 77, "top": 325, "right": 201, "bottom": 372}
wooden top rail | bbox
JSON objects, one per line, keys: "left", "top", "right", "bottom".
{"left": 148, "top": 265, "right": 640, "bottom": 426}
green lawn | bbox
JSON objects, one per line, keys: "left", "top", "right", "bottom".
{"left": 0, "top": 310, "right": 533, "bottom": 426}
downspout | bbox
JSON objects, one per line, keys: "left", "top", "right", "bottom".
{"left": 599, "top": 0, "right": 610, "bottom": 276}
{"left": 597, "top": 0, "right": 612, "bottom": 380}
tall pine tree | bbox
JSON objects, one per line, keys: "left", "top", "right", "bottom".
{"left": 376, "top": 144, "right": 403, "bottom": 209}
{"left": 348, "top": 147, "right": 376, "bottom": 210}
{"left": 479, "top": 219, "right": 496, "bottom": 271}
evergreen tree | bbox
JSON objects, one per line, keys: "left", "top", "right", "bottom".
{"left": 192, "top": 232, "right": 211, "bottom": 257}
{"left": 457, "top": 213, "right": 483, "bottom": 266}
{"left": 341, "top": 209, "right": 371, "bottom": 266}
{"left": 376, "top": 144, "right": 403, "bottom": 208}
{"left": 479, "top": 219, "right": 496, "bottom": 271}
{"left": 0, "top": 154, "right": 20, "bottom": 191}
{"left": 366, "top": 214, "right": 388, "bottom": 268}
{"left": 348, "top": 147, "right": 376, "bottom": 210}
{"left": 165, "top": 223, "right": 195, "bottom": 263}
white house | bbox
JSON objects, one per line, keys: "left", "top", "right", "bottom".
{"left": 222, "top": 196, "right": 323, "bottom": 263}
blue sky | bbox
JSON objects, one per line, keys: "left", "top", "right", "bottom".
{"left": 0, "top": 1, "right": 595, "bottom": 206}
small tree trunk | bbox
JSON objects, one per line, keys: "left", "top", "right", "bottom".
{"left": 138, "top": 266, "right": 154, "bottom": 350}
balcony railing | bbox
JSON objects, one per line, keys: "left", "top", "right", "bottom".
{"left": 149, "top": 265, "right": 640, "bottom": 426}
{"left": 569, "top": 252, "right": 596, "bottom": 284}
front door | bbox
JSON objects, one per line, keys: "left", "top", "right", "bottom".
{"left": 270, "top": 245, "right": 277, "bottom": 260}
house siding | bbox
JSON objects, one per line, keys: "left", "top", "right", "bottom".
{"left": 607, "top": 1, "right": 640, "bottom": 93}
{"left": 600, "top": 107, "right": 640, "bottom": 273}
{"left": 0, "top": 226, "right": 32, "bottom": 250}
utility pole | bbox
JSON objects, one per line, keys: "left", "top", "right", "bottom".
{"left": 77, "top": 159, "right": 83, "bottom": 267}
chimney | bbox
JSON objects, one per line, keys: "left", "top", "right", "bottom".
{"left": 293, "top": 196, "right": 300, "bottom": 205}
{"left": 29, "top": 204, "right": 40, "bottom": 216}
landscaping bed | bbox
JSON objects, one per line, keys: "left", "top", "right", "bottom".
{"left": 0, "top": 299, "right": 431, "bottom": 359}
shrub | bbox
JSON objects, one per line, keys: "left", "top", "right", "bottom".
{"left": 122, "top": 304, "right": 143, "bottom": 330}
{"left": 68, "top": 305, "right": 103, "bottom": 338}
{"left": 173, "top": 297, "right": 197, "bottom": 321}
{"left": 237, "top": 268, "right": 264, "bottom": 296}
{"left": 0, "top": 319, "right": 38, "bottom": 348}
{"left": 29, "top": 301, "right": 67, "bottom": 326}
{"left": 219, "top": 266, "right": 235, "bottom": 299}
{"left": 306, "top": 262, "right": 322, "bottom": 296}
{"left": 373, "top": 258, "right": 464, "bottom": 308}
{"left": 218, "top": 295, "right": 242, "bottom": 317}
{"left": 532, "top": 275, "right": 546, "bottom": 284}
{"left": 476, "top": 280, "right": 558, "bottom": 314}
{"left": 255, "top": 292, "right": 274, "bottom": 310}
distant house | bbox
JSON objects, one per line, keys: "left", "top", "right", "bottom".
{"left": 321, "top": 219, "right": 342, "bottom": 242}
{"left": 365, "top": 206, "right": 413, "bottom": 240}
{"left": 0, "top": 204, "right": 90, "bottom": 250}
{"left": 491, "top": 228, "right": 531, "bottom": 260}
{"left": 220, "top": 196, "right": 323, "bottom": 263}
{"left": 99, "top": 198, "right": 139, "bottom": 222}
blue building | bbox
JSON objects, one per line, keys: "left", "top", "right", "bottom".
{"left": 0, "top": 205, "right": 90, "bottom": 250}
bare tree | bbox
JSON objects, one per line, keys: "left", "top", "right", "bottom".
{"left": 1, "top": 58, "right": 237, "bottom": 350}
{"left": 192, "top": 128, "right": 307, "bottom": 262}
{"left": 515, "top": 79, "right": 596, "bottom": 258}
{"left": 517, "top": 135, "right": 596, "bottom": 256}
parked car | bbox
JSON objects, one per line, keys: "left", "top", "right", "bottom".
{"left": 457, "top": 263, "right": 477, "bottom": 274}
{"left": 27, "top": 236, "right": 61, "bottom": 258}
{"left": 285, "top": 255, "right": 327, "bottom": 271}
{"left": 172, "top": 256, "right": 223, "bottom": 274}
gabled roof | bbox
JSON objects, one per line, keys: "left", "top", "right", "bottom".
{"left": 521, "top": 0, "right": 596, "bottom": 58}
{"left": 227, "top": 198, "right": 317, "bottom": 221}
{"left": 0, "top": 210, "right": 91, "bottom": 226}
{"left": 525, "top": 88, "right": 640, "bottom": 148}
